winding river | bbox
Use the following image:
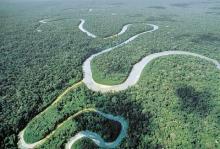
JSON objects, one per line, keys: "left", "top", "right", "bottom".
{"left": 37, "top": 19, "right": 49, "bottom": 32}
{"left": 79, "top": 19, "right": 97, "bottom": 38}
{"left": 65, "top": 110, "right": 128, "bottom": 149}
{"left": 18, "top": 108, "right": 128, "bottom": 149}
{"left": 18, "top": 18, "right": 220, "bottom": 149}
{"left": 69, "top": 18, "right": 220, "bottom": 146}
{"left": 104, "top": 24, "right": 132, "bottom": 39}
{"left": 83, "top": 51, "right": 220, "bottom": 93}
{"left": 79, "top": 19, "right": 132, "bottom": 39}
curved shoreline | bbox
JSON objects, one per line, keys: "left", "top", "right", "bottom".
{"left": 79, "top": 19, "right": 132, "bottom": 39}
{"left": 65, "top": 110, "right": 128, "bottom": 149}
{"left": 18, "top": 108, "right": 128, "bottom": 149}
{"left": 83, "top": 51, "right": 220, "bottom": 93}
{"left": 104, "top": 24, "right": 132, "bottom": 39}
{"left": 82, "top": 23, "right": 160, "bottom": 92}
{"left": 18, "top": 18, "right": 220, "bottom": 149}
{"left": 39, "top": 19, "right": 48, "bottom": 24}
{"left": 79, "top": 19, "right": 97, "bottom": 38}
{"left": 36, "top": 19, "right": 48, "bottom": 32}
{"left": 17, "top": 81, "right": 83, "bottom": 149}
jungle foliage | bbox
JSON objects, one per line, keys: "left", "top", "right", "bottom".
{"left": 1, "top": 0, "right": 220, "bottom": 148}
{"left": 23, "top": 56, "right": 220, "bottom": 149}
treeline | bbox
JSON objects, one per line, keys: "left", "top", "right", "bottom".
{"left": 27, "top": 84, "right": 152, "bottom": 148}
{"left": 91, "top": 14, "right": 220, "bottom": 85}
{"left": 0, "top": 18, "right": 118, "bottom": 147}
{"left": 0, "top": 5, "right": 154, "bottom": 148}
{"left": 1, "top": 0, "right": 220, "bottom": 148}
{"left": 37, "top": 56, "right": 220, "bottom": 148}
{"left": 84, "top": 15, "right": 152, "bottom": 38}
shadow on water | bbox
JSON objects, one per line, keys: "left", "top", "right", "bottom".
{"left": 176, "top": 84, "right": 211, "bottom": 117}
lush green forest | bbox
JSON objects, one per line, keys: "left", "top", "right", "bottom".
{"left": 92, "top": 15, "right": 220, "bottom": 85}
{"left": 21, "top": 56, "right": 220, "bottom": 148}
{"left": 1, "top": 0, "right": 220, "bottom": 148}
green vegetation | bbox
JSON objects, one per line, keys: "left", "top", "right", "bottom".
{"left": 132, "top": 56, "right": 220, "bottom": 148}
{"left": 91, "top": 15, "right": 220, "bottom": 85}
{"left": 1, "top": 0, "right": 220, "bottom": 148}
{"left": 0, "top": 2, "right": 152, "bottom": 147}
{"left": 71, "top": 139, "right": 97, "bottom": 149}
{"left": 38, "top": 110, "right": 122, "bottom": 148}
{"left": 91, "top": 24, "right": 153, "bottom": 85}
{"left": 23, "top": 56, "right": 220, "bottom": 148}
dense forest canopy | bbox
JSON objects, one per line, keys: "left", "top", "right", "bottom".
{"left": 0, "top": 0, "right": 220, "bottom": 148}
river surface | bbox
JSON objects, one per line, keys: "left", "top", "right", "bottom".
{"left": 18, "top": 18, "right": 220, "bottom": 149}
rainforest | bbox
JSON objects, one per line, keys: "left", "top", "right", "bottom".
{"left": 0, "top": 0, "right": 220, "bottom": 148}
